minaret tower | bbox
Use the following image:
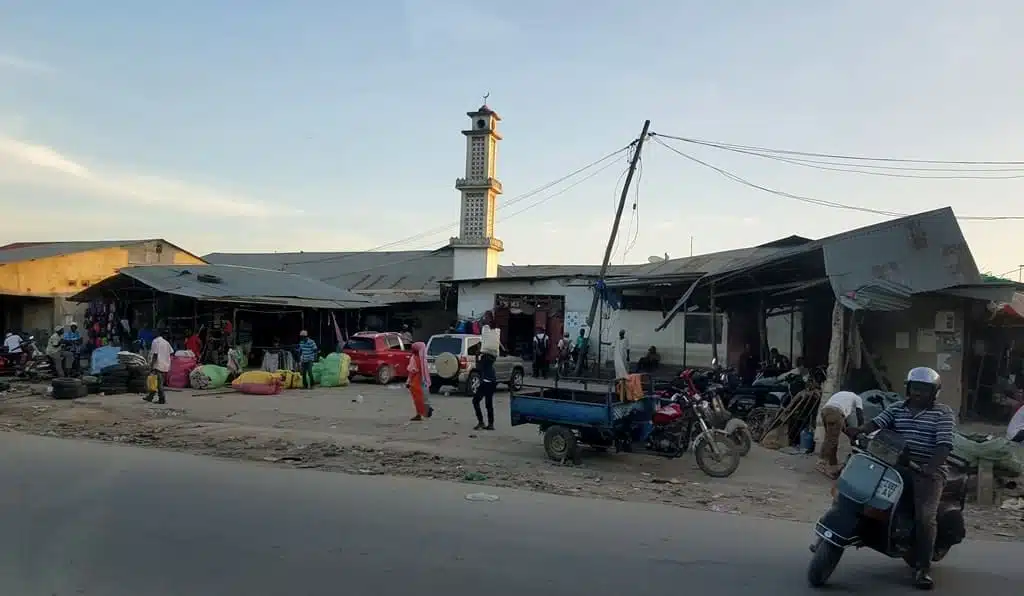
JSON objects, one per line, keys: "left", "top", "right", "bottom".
{"left": 450, "top": 100, "right": 503, "bottom": 280}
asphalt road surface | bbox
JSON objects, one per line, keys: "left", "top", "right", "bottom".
{"left": 1, "top": 433, "right": 1020, "bottom": 596}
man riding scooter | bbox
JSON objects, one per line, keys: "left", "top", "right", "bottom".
{"left": 845, "top": 367, "right": 955, "bottom": 590}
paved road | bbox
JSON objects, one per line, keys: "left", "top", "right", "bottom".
{"left": 0, "top": 434, "right": 1020, "bottom": 596}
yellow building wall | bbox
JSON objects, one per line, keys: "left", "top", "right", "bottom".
{"left": 0, "top": 242, "right": 204, "bottom": 297}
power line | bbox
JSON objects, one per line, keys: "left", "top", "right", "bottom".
{"left": 657, "top": 135, "right": 1024, "bottom": 180}
{"left": 652, "top": 133, "right": 1024, "bottom": 166}
{"left": 317, "top": 154, "right": 630, "bottom": 280}
{"left": 652, "top": 137, "right": 1024, "bottom": 221}
{"left": 285, "top": 143, "right": 634, "bottom": 266}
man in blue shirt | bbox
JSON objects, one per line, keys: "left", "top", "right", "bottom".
{"left": 298, "top": 330, "right": 318, "bottom": 390}
{"left": 847, "top": 367, "right": 954, "bottom": 590}
{"left": 61, "top": 322, "right": 83, "bottom": 376}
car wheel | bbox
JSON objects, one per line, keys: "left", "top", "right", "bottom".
{"left": 509, "top": 368, "right": 524, "bottom": 391}
{"left": 466, "top": 372, "right": 481, "bottom": 396}
{"left": 375, "top": 365, "right": 394, "bottom": 385}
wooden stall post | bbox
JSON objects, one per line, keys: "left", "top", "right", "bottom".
{"left": 815, "top": 300, "right": 847, "bottom": 455}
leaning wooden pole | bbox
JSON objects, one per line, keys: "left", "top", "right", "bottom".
{"left": 574, "top": 120, "right": 651, "bottom": 376}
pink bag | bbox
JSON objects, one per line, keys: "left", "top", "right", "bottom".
{"left": 166, "top": 355, "right": 198, "bottom": 388}
{"left": 235, "top": 381, "right": 282, "bottom": 395}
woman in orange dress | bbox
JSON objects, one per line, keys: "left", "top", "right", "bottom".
{"left": 406, "top": 342, "right": 434, "bottom": 421}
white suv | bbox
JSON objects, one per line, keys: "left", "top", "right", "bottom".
{"left": 424, "top": 333, "right": 527, "bottom": 395}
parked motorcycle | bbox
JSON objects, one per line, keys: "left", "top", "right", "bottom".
{"left": 673, "top": 364, "right": 753, "bottom": 456}
{"left": 0, "top": 333, "right": 32, "bottom": 376}
{"left": 640, "top": 389, "right": 741, "bottom": 478}
{"left": 806, "top": 429, "right": 968, "bottom": 587}
{"left": 19, "top": 337, "right": 54, "bottom": 381}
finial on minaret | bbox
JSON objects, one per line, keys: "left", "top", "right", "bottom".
{"left": 482, "top": 92, "right": 490, "bottom": 105}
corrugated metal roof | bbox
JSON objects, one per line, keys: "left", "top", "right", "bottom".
{"left": 71, "top": 264, "right": 376, "bottom": 309}
{"left": 0, "top": 239, "right": 204, "bottom": 265}
{"left": 656, "top": 207, "right": 982, "bottom": 328}
{"left": 203, "top": 249, "right": 454, "bottom": 298}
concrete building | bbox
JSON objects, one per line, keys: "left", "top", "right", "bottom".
{"left": 450, "top": 104, "right": 504, "bottom": 281}
{"left": 0, "top": 240, "right": 204, "bottom": 338}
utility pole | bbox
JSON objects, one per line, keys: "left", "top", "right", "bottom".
{"left": 574, "top": 119, "right": 651, "bottom": 376}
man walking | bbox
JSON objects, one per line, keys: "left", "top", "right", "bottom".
{"left": 532, "top": 326, "right": 550, "bottom": 379}
{"left": 144, "top": 329, "right": 172, "bottom": 405}
{"left": 298, "top": 330, "right": 318, "bottom": 390}
{"left": 817, "top": 390, "right": 864, "bottom": 478}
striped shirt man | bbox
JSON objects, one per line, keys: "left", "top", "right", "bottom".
{"left": 871, "top": 401, "right": 955, "bottom": 466}
{"left": 298, "top": 337, "right": 319, "bottom": 363}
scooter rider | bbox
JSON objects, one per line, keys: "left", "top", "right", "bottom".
{"left": 845, "top": 367, "right": 955, "bottom": 590}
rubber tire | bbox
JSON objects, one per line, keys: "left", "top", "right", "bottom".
{"left": 730, "top": 427, "right": 753, "bottom": 456}
{"left": 694, "top": 433, "right": 741, "bottom": 478}
{"left": 51, "top": 377, "right": 80, "bottom": 390}
{"left": 807, "top": 539, "right": 843, "bottom": 587}
{"left": 375, "top": 365, "right": 394, "bottom": 385}
{"left": 543, "top": 425, "right": 578, "bottom": 463}
{"left": 508, "top": 368, "right": 524, "bottom": 391}
{"left": 465, "top": 372, "right": 482, "bottom": 396}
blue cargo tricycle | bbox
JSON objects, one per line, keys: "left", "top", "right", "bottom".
{"left": 509, "top": 376, "right": 741, "bottom": 477}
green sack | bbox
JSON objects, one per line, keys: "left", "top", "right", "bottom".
{"left": 311, "top": 360, "right": 326, "bottom": 385}
{"left": 320, "top": 352, "right": 344, "bottom": 387}
{"left": 953, "top": 432, "right": 1023, "bottom": 477}
{"left": 201, "top": 364, "right": 230, "bottom": 389}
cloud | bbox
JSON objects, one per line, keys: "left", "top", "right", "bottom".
{"left": 0, "top": 134, "right": 296, "bottom": 218}
{"left": 0, "top": 54, "right": 53, "bottom": 74}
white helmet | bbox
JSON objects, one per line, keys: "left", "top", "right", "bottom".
{"left": 905, "top": 366, "right": 941, "bottom": 400}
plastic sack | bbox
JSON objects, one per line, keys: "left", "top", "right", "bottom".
{"left": 166, "top": 355, "right": 198, "bottom": 388}
{"left": 234, "top": 381, "right": 283, "bottom": 395}
{"left": 201, "top": 365, "right": 230, "bottom": 389}
{"left": 312, "top": 360, "right": 325, "bottom": 385}
{"left": 276, "top": 369, "right": 303, "bottom": 389}
{"left": 953, "top": 433, "right": 1023, "bottom": 477}
{"left": 231, "top": 370, "right": 277, "bottom": 387}
{"left": 189, "top": 367, "right": 212, "bottom": 390}
{"left": 146, "top": 374, "right": 159, "bottom": 394}
{"left": 481, "top": 325, "right": 500, "bottom": 357}
{"left": 90, "top": 346, "right": 122, "bottom": 375}
{"left": 319, "top": 352, "right": 351, "bottom": 387}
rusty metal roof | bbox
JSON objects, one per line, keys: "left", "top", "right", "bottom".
{"left": 0, "top": 240, "right": 203, "bottom": 265}
{"left": 69, "top": 264, "right": 376, "bottom": 309}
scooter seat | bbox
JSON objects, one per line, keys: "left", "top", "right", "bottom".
{"left": 942, "top": 468, "right": 968, "bottom": 501}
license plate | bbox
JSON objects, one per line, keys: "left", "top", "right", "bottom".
{"left": 876, "top": 479, "right": 899, "bottom": 503}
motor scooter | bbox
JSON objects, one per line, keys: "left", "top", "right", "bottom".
{"left": 806, "top": 429, "right": 969, "bottom": 587}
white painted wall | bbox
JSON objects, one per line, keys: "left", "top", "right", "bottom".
{"left": 456, "top": 278, "right": 592, "bottom": 320}
{"left": 452, "top": 247, "right": 500, "bottom": 281}
{"left": 456, "top": 278, "right": 723, "bottom": 368}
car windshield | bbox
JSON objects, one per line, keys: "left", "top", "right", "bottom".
{"left": 343, "top": 338, "right": 376, "bottom": 351}
{"left": 427, "top": 336, "right": 463, "bottom": 356}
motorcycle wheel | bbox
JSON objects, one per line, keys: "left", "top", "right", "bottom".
{"left": 729, "top": 427, "right": 753, "bottom": 456}
{"left": 694, "top": 433, "right": 741, "bottom": 478}
{"left": 807, "top": 538, "right": 843, "bottom": 587}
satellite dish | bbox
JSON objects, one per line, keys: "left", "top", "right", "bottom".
{"left": 647, "top": 255, "right": 665, "bottom": 264}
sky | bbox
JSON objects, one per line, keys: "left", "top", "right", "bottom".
{"left": 1, "top": 0, "right": 1023, "bottom": 278}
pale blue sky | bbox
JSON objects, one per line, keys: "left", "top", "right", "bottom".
{"left": 1, "top": 1, "right": 1022, "bottom": 276}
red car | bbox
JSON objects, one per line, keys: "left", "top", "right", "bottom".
{"left": 342, "top": 331, "right": 411, "bottom": 384}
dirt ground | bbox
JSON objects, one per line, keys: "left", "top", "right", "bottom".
{"left": 1, "top": 379, "right": 1021, "bottom": 541}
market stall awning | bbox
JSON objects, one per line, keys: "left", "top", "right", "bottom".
{"left": 69, "top": 264, "right": 378, "bottom": 309}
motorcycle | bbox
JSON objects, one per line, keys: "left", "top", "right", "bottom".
{"left": 716, "top": 364, "right": 825, "bottom": 441}
{"left": 806, "top": 429, "right": 969, "bottom": 587}
{"left": 19, "top": 337, "right": 55, "bottom": 381}
{"left": 672, "top": 363, "right": 753, "bottom": 456}
{"left": 638, "top": 389, "right": 741, "bottom": 478}
{"left": 0, "top": 333, "right": 32, "bottom": 376}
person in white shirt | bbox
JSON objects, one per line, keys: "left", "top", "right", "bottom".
{"left": 818, "top": 390, "right": 865, "bottom": 478}
{"left": 145, "top": 329, "right": 173, "bottom": 405}
{"left": 1007, "top": 403, "right": 1024, "bottom": 443}
{"left": 3, "top": 331, "right": 26, "bottom": 368}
